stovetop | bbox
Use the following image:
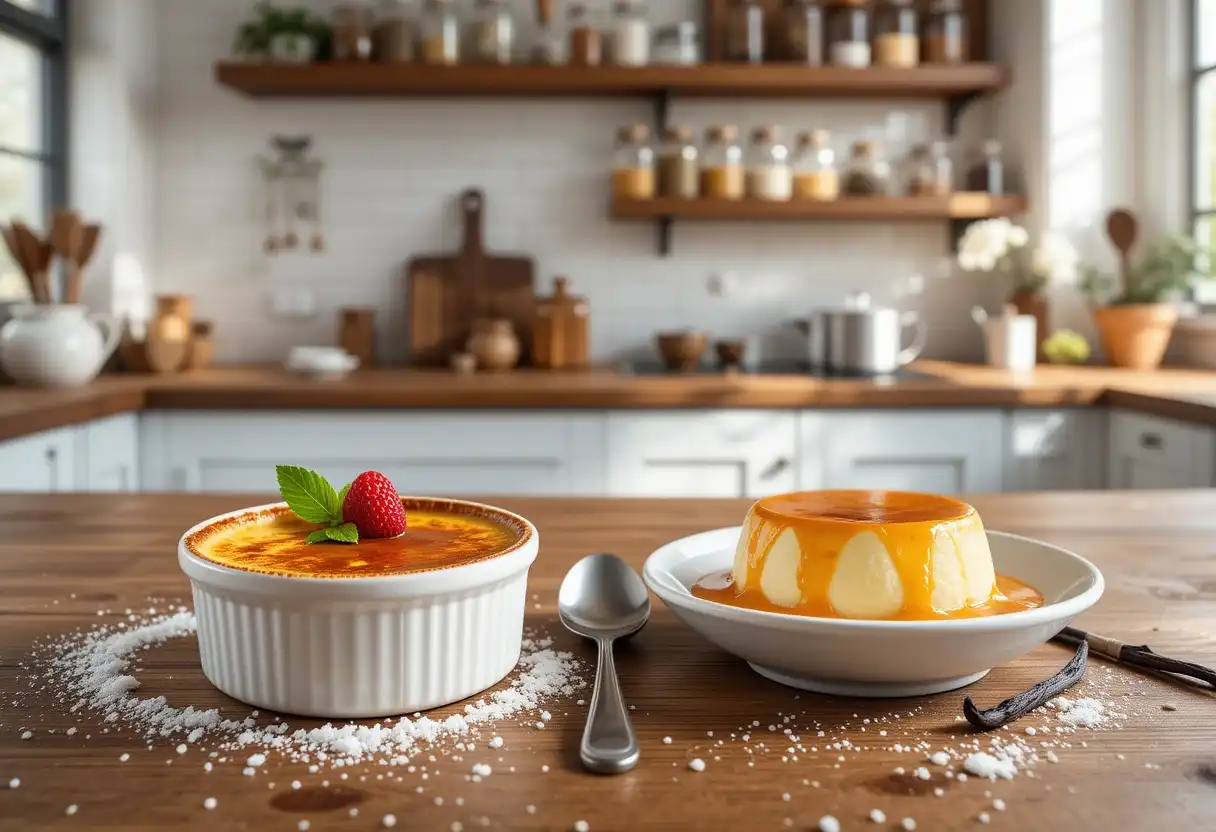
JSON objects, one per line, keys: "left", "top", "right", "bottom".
{"left": 619, "top": 360, "right": 937, "bottom": 382}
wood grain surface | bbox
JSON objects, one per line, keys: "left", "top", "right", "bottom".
{"left": 1, "top": 493, "right": 1215, "bottom": 830}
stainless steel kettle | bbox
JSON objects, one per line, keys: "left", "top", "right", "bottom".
{"left": 791, "top": 293, "right": 927, "bottom": 375}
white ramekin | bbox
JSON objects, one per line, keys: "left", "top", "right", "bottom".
{"left": 178, "top": 497, "right": 539, "bottom": 718}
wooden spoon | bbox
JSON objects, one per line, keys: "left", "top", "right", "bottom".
{"left": 65, "top": 223, "right": 102, "bottom": 304}
{"left": 0, "top": 224, "right": 35, "bottom": 300}
{"left": 12, "top": 221, "right": 49, "bottom": 304}
{"left": 1106, "top": 208, "right": 1139, "bottom": 297}
{"left": 50, "top": 209, "right": 82, "bottom": 303}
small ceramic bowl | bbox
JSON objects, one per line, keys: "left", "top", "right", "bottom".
{"left": 178, "top": 497, "right": 539, "bottom": 718}
{"left": 285, "top": 346, "right": 359, "bottom": 380}
{"left": 643, "top": 527, "right": 1103, "bottom": 698}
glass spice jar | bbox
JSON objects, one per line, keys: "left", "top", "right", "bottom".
{"left": 793, "top": 129, "right": 839, "bottom": 200}
{"left": 372, "top": 0, "right": 415, "bottom": 61}
{"left": 827, "top": 0, "right": 872, "bottom": 68}
{"left": 472, "top": 0, "right": 515, "bottom": 63}
{"left": 700, "top": 125, "right": 745, "bottom": 200}
{"left": 611, "top": 0, "right": 650, "bottom": 66}
{"left": 612, "top": 124, "right": 656, "bottom": 200}
{"left": 903, "top": 143, "right": 934, "bottom": 195}
{"left": 924, "top": 0, "right": 968, "bottom": 63}
{"left": 873, "top": 0, "right": 919, "bottom": 68}
{"left": 531, "top": 0, "right": 565, "bottom": 64}
{"left": 657, "top": 126, "right": 699, "bottom": 199}
{"left": 420, "top": 0, "right": 460, "bottom": 64}
{"left": 653, "top": 22, "right": 700, "bottom": 64}
{"left": 747, "top": 127, "right": 793, "bottom": 201}
{"left": 725, "top": 0, "right": 765, "bottom": 64}
{"left": 782, "top": 0, "right": 825, "bottom": 65}
{"left": 333, "top": 1, "right": 375, "bottom": 60}
{"left": 842, "top": 140, "right": 890, "bottom": 196}
{"left": 965, "top": 140, "right": 1007, "bottom": 194}
{"left": 568, "top": 2, "right": 603, "bottom": 66}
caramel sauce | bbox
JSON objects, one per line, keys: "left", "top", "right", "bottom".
{"left": 692, "top": 571, "right": 1045, "bottom": 621}
{"left": 695, "top": 490, "right": 1045, "bottom": 621}
{"left": 188, "top": 505, "right": 524, "bottom": 579}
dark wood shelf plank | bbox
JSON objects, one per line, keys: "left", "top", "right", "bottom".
{"left": 214, "top": 62, "right": 1010, "bottom": 99}
{"left": 610, "top": 194, "right": 1029, "bottom": 222}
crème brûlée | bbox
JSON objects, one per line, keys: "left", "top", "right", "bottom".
{"left": 692, "top": 490, "right": 1044, "bottom": 621}
{"left": 187, "top": 501, "right": 527, "bottom": 579}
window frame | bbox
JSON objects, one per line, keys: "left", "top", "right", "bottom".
{"left": 0, "top": 0, "right": 69, "bottom": 214}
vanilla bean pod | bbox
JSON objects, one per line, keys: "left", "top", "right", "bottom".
{"left": 1053, "top": 626, "right": 1216, "bottom": 688}
{"left": 962, "top": 641, "right": 1088, "bottom": 731}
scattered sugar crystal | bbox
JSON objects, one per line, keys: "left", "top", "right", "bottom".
{"left": 66, "top": 805, "right": 78, "bottom": 816}
{"left": 541, "top": 711, "right": 552, "bottom": 721}
{"left": 573, "top": 822, "right": 590, "bottom": 832}
{"left": 203, "top": 798, "right": 217, "bottom": 810}
{"left": 869, "top": 809, "right": 886, "bottom": 823}
{"left": 291, "top": 780, "right": 302, "bottom": 790}
{"left": 978, "top": 812, "right": 991, "bottom": 824}
{"left": 541, "top": 765, "right": 550, "bottom": 773}
{"left": 176, "top": 744, "right": 187, "bottom": 754}
{"left": 297, "top": 821, "right": 310, "bottom": 831}
{"left": 993, "top": 799, "right": 1006, "bottom": 811}
{"left": 536, "top": 722, "right": 545, "bottom": 729}
{"left": 662, "top": 737, "right": 672, "bottom": 745}
{"left": 472, "top": 763, "right": 492, "bottom": 777}
{"left": 929, "top": 752, "right": 950, "bottom": 766}
{"left": 246, "top": 753, "right": 266, "bottom": 767}
{"left": 489, "top": 737, "right": 503, "bottom": 749}
{"left": 933, "top": 788, "right": 944, "bottom": 797}
{"left": 914, "top": 767, "right": 931, "bottom": 780}
{"left": 20, "top": 731, "right": 31, "bottom": 740}
{"left": 8, "top": 778, "right": 19, "bottom": 789}
{"left": 782, "top": 793, "right": 790, "bottom": 801}
{"left": 901, "top": 819, "right": 917, "bottom": 831}
{"left": 203, "top": 762, "right": 212, "bottom": 772}
{"left": 1025, "top": 727, "right": 1037, "bottom": 736}
{"left": 688, "top": 758, "right": 706, "bottom": 772}
{"left": 526, "top": 806, "right": 537, "bottom": 814}
{"left": 818, "top": 816, "right": 841, "bottom": 832}
{"left": 382, "top": 814, "right": 397, "bottom": 828}
{"left": 964, "top": 752, "right": 1017, "bottom": 781}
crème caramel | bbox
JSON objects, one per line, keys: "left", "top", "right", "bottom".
{"left": 187, "top": 500, "right": 526, "bottom": 579}
{"left": 693, "top": 490, "right": 1043, "bottom": 620}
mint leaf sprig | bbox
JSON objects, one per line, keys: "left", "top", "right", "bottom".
{"left": 275, "top": 465, "right": 358, "bottom": 545}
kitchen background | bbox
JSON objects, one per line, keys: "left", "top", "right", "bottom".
{"left": 14, "top": 0, "right": 1177, "bottom": 367}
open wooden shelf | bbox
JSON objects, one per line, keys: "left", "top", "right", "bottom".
{"left": 214, "top": 62, "right": 1009, "bottom": 100}
{"left": 611, "top": 194, "right": 1029, "bottom": 254}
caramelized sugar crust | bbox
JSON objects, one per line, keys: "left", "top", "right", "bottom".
{"left": 185, "top": 498, "right": 528, "bottom": 579}
{"left": 755, "top": 489, "right": 971, "bottom": 525}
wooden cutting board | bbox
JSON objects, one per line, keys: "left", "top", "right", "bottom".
{"left": 407, "top": 189, "right": 535, "bottom": 366}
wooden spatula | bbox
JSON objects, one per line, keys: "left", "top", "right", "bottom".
{"left": 1106, "top": 208, "right": 1139, "bottom": 297}
{"left": 0, "top": 224, "right": 34, "bottom": 300}
{"left": 65, "top": 223, "right": 102, "bottom": 304}
{"left": 12, "top": 221, "right": 50, "bottom": 304}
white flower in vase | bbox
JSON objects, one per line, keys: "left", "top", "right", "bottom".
{"left": 957, "top": 219, "right": 1030, "bottom": 274}
{"left": 1030, "top": 232, "right": 1080, "bottom": 288}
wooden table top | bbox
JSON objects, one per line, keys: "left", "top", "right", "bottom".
{"left": 7, "top": 360, "right": 1216, "bottom": 443}
{"left": 1, "top": 493, "right": 1214, "bottom": 830}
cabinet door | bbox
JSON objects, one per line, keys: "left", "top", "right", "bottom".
{"left": 76, "top": 414, "right": 139, "bottom": 492}
{"left": 1108, "top": 411, "right": 1216, "bottom": 489}
{"left": 606, "top": 411, "right": 797, "bottom": 498}
{"left": 1004, "top": 409, "right": 1106, "bottom": 491}
{"left": 141, "top": 412, "right": 605, "bottom": 496}
{"left": 811, "top": 410, "right": 1004, "bottom": 494}
{"left": 0, "top": 427, "right": 76, "bottom": 492}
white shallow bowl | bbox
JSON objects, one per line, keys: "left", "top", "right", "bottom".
{"left": 643, "top": 526, "right": 1104, "bottom": 698}
{"left": 285, "top": 346, "right": 359, "bottom": 380}
{"left": 178, "top": 498, "right": 539, "bottom": 718}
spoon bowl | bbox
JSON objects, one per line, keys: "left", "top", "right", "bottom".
{"left": 558, "top": 553, "right": 651, "bottom": 774}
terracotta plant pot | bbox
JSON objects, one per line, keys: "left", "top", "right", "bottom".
{"left": 1091, "top": 303, "right": 1178, "bottom": 371}
{"left": 1008, "top": 289, "right": 1048, "bottom": 362}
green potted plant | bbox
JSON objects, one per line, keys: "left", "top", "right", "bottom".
{"left": 1080, "top": 229, "right": 1208, "bottom": 370}
{"left": 233, "top": 1, "right": 329, "bottom": 63}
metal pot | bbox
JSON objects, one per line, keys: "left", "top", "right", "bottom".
{"left": 790, "top": 293, "right": 927, "bottom": 374}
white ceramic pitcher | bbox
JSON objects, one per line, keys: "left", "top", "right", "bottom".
{"left": 0, "top": 304, "right": 121, "bottom": 388}
{"left": 973, "top": 305, "right": 1037, "bottom": 372}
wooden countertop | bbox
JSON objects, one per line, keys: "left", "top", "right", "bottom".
{"left": 2, "top": 492, "right": 1214, "bottom": 830}
{"left": 7, "top": 361, "right": 1216, "bottom": 442}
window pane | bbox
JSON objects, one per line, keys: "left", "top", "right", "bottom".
{"left": 1196, "top": 71, "right": 1216, "bottom": 210}
{"left": 1201, "top": 0, "right": 1216, "bottom": 66}
{"left": 0, "top": 153, "right": 43, "bottom": 300}
{"left": 0, "top": 33, "right": 43, "bottom": 154}
{"left": 5, "top": 1, "right": 57, "bottom": 17}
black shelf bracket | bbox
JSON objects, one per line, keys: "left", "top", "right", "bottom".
{"left": 653, "top": 88, "right": 672, "bottom": 132}
{"left": 657, "top": 215, "right": 673, "bottom": 256}
{"left": 949, "top": 217, "right": 972, "bottom": 250}
{"left": 944, "top": 90, "right": 983, "bottom": 137}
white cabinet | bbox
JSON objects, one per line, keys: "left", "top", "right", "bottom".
{"left": 0, "top": 425, "right": 76, "bottom": 492}
{"left": 140, "top": 412, "right": 606, "bottom": 496}
{"left": 1108, "top": 410, "right": 1216, "bottom": 489}
{"left": 605, "top": 411, "right": 797, "bottom": 497}
{"left": 802, "top": 410, "right": 1004, "bottom": 494}
{"left": 1004, "top": 409, "right": 1106, "bottom": 491}
{"left": 76, "top": 414, "right": 139, "bottom": 492}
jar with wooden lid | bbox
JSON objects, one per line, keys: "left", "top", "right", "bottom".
{"left": 746, "top": 126, "right": 793, "bottom": 201}
{"left": 568, "top": 2, "right": 603, "bottom": 65}
{"left": 842, "top": 140, "right": 890, "bottom": 196}
{"left": 782, "top": 0, "right": 824, "bottom": 64}
{"left": 531, "top": 0, "right": 565, "bottom": 63}
{"left": 472, "top": 0, "right": 515, "bottom": 63}
{"left": 420, "top": 0, "right": 459, "bottom": 64}
{"left": 658, "top": 126, "right": 699, "bottom": 199}
{"left": 372, "top": 0, "right": 415, "bottom": 61}
{"left": 533, "top": 277, "right": 590, "bottom": 370}
{"left": 827, "top": 0, "right": 871, "bottom": 68}
{"left": 793, "top": 129, "right": 839, "bottom": 200}
{"left": 924, "top": 0, "right": 968, "bottom": 63}
{"left": 333, "top": 1, "right": 375, "bottom": 60}
{"left": 610, "top": 0, "right": 650, "bottom": 66}
{"left": 873, "top": 0, "right": 918, "bottom": 68}
{"left": 612, "top": 124, "right": 655, "bottom": 199}
{"left": 700, "top": 126, "right": 745, "bottom": 200}
{"left": 965, "top": 140, "right": 1007, "bottom": 194}
{"left": 725, "top": 0, "right": 764, "bottom": 63}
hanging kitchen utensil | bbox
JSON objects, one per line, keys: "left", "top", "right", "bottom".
{"left": 1106, "top": 208, "right": 1139, "bottom": 297}
{"left": 258, "top": 136, "right": 325, "bottom": 257}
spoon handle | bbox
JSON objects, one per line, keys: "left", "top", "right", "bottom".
{"left": 580, "top": 636, "right": 639, "bottom": 774}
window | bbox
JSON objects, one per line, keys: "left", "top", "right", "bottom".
{"left": 0, "top": 0, "right": 66, "bottom": 299}
{"left": 1194, "top": 0, "right": 1216, "bottom": 274}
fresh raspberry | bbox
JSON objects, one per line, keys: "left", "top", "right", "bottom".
{"left": 342, "top": 471, "right": 407, "bottom": 539}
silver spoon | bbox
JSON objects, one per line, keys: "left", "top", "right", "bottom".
{"left": 558, "top": 553, "right": 651, "bottom": 774}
